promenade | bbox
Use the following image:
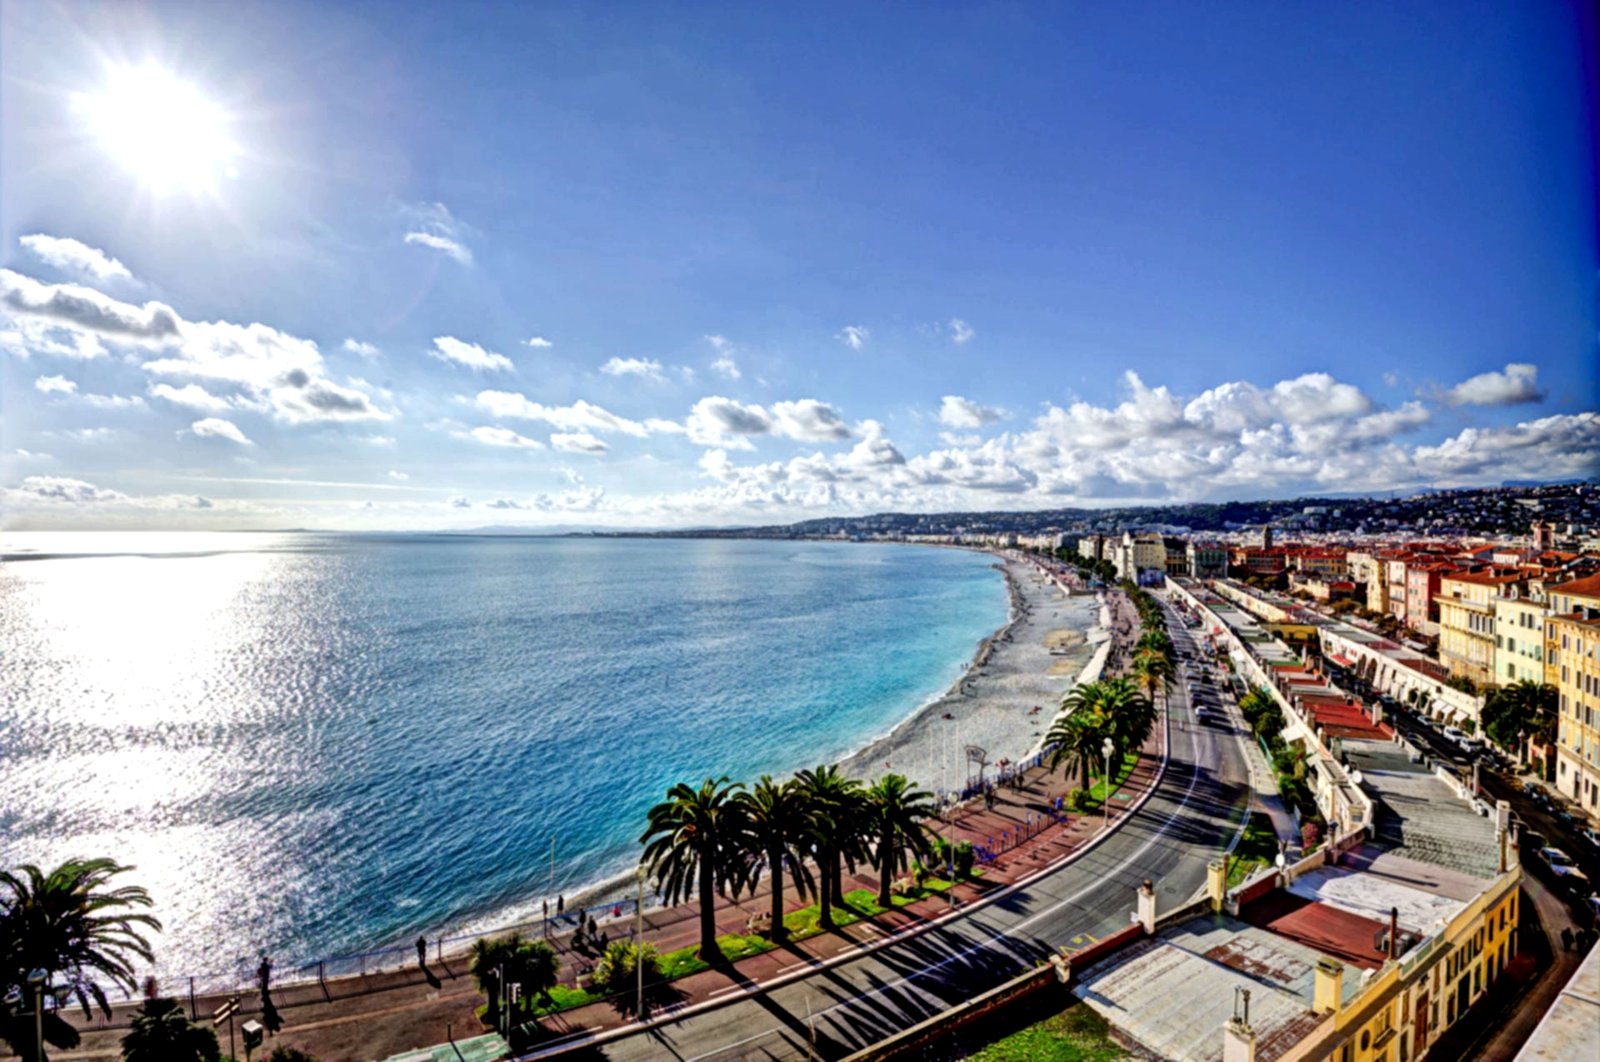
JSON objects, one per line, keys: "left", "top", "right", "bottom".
{"left": 51, "top": 583, "right": 1178, "bottom": 1062}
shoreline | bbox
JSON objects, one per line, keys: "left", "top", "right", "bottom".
{"left": 402, "top": 551, "right": 1105, "bottom": 967}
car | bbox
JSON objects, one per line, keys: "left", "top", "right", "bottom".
{"left": 1553, "top": 867, "right": 1592, "bottom": 897}
{"left": 1538, "top": 846, "right": 1575, "bottom": 868}
{"left": 1583, "top": 895, "right": 1600, "bottom": 925}
{"left": 1554, "top": 808, "right": 1580, "bottom": 830}
{"left": 1442, "top": 725, "right": 1467, "bottom": 744}
{"left": 1580, "top": 827, "right": 1600, "bottom": 850}
{"left": 1521, "top": 829, "right": 1548, "bottom": 852}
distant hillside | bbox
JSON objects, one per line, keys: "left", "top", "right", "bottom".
{"left": 615, "top": 481, "right": 1596, "bottom": 540}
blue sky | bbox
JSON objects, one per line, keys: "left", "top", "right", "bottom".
{"left": 2, "top": 0, "right": 1595, "bottom": 529}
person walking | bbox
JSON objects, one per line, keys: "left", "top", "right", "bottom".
{"left": 416, "top": 935, "right": 428, "bottom": 968}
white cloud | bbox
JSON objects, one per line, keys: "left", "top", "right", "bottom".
{"left": 80, "top": 392, "right": 146, "bottom": 410}
{"left": 770, "top": 399, "right": 852, "bottom": 440}
{"left": 468, "top": 425, "right": 544, "bottom": 450}
{"left": 705, "top": 335, "right": 741, "bottom": 379}
{"left": 404, "top": 232, "right": 472, "bottom": 264}
{"left": 938, "top": 395, "right": 1006, "bottom": 429}
{"left": 35, "top": 374, "right": 77, "bottom": 394}
{"left": 686, "top": 396, "right": 773, "bottom": 449}
{"left": 401, "top": 203, "right": 474, "bottom": 265}
{"left": 1, "top": 268, "right": 178, "bottom": 340}
{"left": 1443, "top": 362, "right": 1544, "bottom": 407}
{"left": 386, "top": 470, "right": 409, "bottom": 481}
{"left": 525, "top": 336, "right": 553, "bottom": 348}
{"left": 475, "top": 391, "right": 652, "bottom": 437}
{"left": 836, "top": 325, "right": 869, "bottom": 351}
{"left": 551, "top": 431, "right": 609, "bottom": 455}
{"left": 343, "top": 338, "right": 381, "bottom": 358}
{"left": 189, "top": 417, "right": 252, "bottom": 445}
{"left": 949, "top": 318, "right": 974, "bottom": 345}
{"left": 19, "top": 235, "right": 133, "bottom": 281}
{"left": 601, "top": 356, "right": 664, "bottom": 380}
{"left": 431, "top": 336, "right": 514, "bottom": 372}
{"left": 149, "top": 382, "right": 233, "bottom": 412}
{"left": 486, "top": 497, "right": 524, "bottom": 509}
{"left": 15, "top": 475, "right": 129, "bottom": 503}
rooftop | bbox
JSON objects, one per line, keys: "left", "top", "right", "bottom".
{"left": 1342, "top": 738, "right": 1500, "bottom": 879}
{"left": 1515, "top": 940, "right": 1600, "bottom": 1062}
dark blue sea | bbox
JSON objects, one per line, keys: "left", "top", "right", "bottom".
{"left": 0, "top": 533, "right": 1005, "bottom": 984}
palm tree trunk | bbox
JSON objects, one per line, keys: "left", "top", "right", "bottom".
{"left": 819, "top": 847, "right": 835, "bottom": 930}
{"left": 697, "top": 854, "right": 718, "bottom": 961}
{"left": 830, "top": 850, "right": 846, "bottom": 909}
{"left": 769, "top": 845, "right": 786, "bottom": 943}
{"left": 877, "top": 826, "right": 894, "bottom": 908}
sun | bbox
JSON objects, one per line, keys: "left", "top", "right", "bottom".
{"left": 73, "top": 63, "right": 239, "bottom": 193}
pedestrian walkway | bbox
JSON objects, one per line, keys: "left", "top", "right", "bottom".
{"left": 381, "top": 1032, "right": 508, "bottom": 1062}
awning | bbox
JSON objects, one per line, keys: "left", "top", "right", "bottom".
{"left": 1327, "top": 654, "right": 1355, "bottom": 668}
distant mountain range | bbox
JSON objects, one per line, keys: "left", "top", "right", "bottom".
{"left": 600, "top": 480, "right": 1597, "bottom": 540}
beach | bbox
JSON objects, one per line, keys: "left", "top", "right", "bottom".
{"left": 836, "top": 552, "right": 1104, "bottom": 795}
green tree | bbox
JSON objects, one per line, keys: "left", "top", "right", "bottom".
{"left": 640, "top": 777, "right": 748, "bottom": 960}
{"left": 1045, "top": 709, "right": 1104, "bottom": 790}
{"left": 1132, "top": 649, "right": 1174, "bottom": 707}
{"left": 864, "top": 775, "right": 936, "bottom": 907}
{"left": 734, "top": 776, "right": 816, "bottom": 944}
{"left": 792, "top": 765, "right": 867, "bottom": 931}
{"left": 120, "top": 996, "right": 219, "bottom": 1062}
{"left": 1481, "top": 680, "right": 1557, "bottom": 758}
{"left": 589, "top": 940, "right": 659, "bottom": 1013}
{"left": 1100, "top": 677, "right": 1156, "bottom": 765}
{"left": 468, "top": 932, "right": 558, "bottom": 1027}
{"left": 1, "top": 859, "right": 160, "bottom": 1057}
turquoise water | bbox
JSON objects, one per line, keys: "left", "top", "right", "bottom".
{"left": 0, "top": 534, "right": 1005, "bottom": 983}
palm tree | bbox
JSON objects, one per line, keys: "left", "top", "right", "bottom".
{"left": 640, "top": 776, "right": 747, "bottom": 961}
{"left": 1132, "top": 649, "right": 1174, "bottom": 707}
{"left": 864, "top": 774, "right": 936, "bottom": 908}
{"left": 734, "top": 776, "right": 816, "bottom": 944}
{"left": 1100, "top": 676, "right": 1156, "bottom": 765}
{"left": 1, "top": 858, "right": 160, "bottom": 1056}
{"left": 120, "top": 996, "right": 220, "bottom": 1062}
{"left": 468, "top": 932, "right": 558, "bottom": 1027}
{"left": 793, "top": 765, "right": 866, "bottom": 930}
{"left": 1045, "top": 710, "right": 1103, "bottom": 790}
{"left": 1135, "top": 629, "right": 1173, "bottom": 664}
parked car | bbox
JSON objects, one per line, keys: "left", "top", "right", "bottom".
{"left": 1583, "top": 894, "right": 1600, "bottom": 925}
{"left": 1553, "top": 867, "right": 1592, "bottom": 898}
{"left": 1539, "top": 846, "right": 1576, "bottom": 868}
{"left": 1442, "top": 726, "right": 1467, "bottom": 745}
{"left": 1521, "top": 829, "right": 1548, "bottom": 852}
{"left": 1579, "top": 827, "right": 1600, "bottom": 850}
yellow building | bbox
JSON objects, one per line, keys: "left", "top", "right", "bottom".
{"left": 1437, "top": 571, "right": 1522, "bottom": 689}
{"left": 1347, "top": 550, "right": 1386, "bottom": 614}
{"left": 1547, "top": 573, "right": 1600, "bottom": 822}
{"left": 1493, "top": 585, "right": 1548, "bottom": 687}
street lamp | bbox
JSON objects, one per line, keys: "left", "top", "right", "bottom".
{"left": 1101, "top": 737, "right": 1115, "bottom": 830}
{"left": 635, "top": 866, "right": 647, "bottom": 1022}
{"left": 26, "top": 969, "right": 47, "bottom": 1062}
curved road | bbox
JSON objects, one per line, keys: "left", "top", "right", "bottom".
{"left": 566, "top": 597, "right": 1254, "bottom": 1061}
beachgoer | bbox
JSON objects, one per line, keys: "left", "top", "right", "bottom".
{"left": 557, "top": 894, "right": 565, "bottom": 914}
{"left": 416, "top": 935, "right": 427, "bottom": 967}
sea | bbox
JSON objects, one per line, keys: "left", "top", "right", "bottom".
{"left": 0, "top": 533, "right": 1007, "bottom": 986}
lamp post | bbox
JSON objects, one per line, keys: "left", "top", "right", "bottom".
{"left": 1101, "top": 737, "right": 1115, "bottom": 830}
{"left": 26, "top": 969, "right": 47, "bottom": 1062}
{"left": 1519, "top": 729, "right": 1528, "bottom": 774}
{"left": 635, "top": 867, "right": 647, "bottom": 1022}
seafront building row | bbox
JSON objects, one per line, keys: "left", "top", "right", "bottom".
{"left": 1058, "top": 524, "right": 1600, "bottom": 828}
{"left": 1060, "top": 577, "right": 1520, "bottom": 1061}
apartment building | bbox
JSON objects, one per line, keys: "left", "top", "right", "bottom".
{"left": 1187, "top": 540, "right": 1228, "bottom": 578}
{"left": 1405, "top": 561, "right": 1458, "bottom": 636}
{"left": 1437, "top": 570, "right": 1523, "bottom": 688}
{"left": 1494, "top": 584, "right": 1550, "bottom": 687}
{"left": 1548, "top": 573, "right": 1600, "bottom": 820}
{"left": 1347, "top": 549, "right": 1386, "bottom": 613}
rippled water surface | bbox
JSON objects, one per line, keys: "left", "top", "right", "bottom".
{"left": 0, "top": 533, "right": 1004, "bottom": 983}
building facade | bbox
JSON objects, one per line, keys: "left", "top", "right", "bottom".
{"left": 1548, "top": 574, "right": 1600, "bottom": 821}
{"left": 1493, "top": 586, "right": 1549, "bottom": 687}
{"left": 1437, "top": 571, "right": 1521, "bottom": 689}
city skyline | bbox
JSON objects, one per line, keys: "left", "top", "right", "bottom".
{"left": 2, "top": 1, "right": 1596, "bottom": 529}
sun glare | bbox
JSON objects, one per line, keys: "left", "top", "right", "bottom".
{"left": 74, "top": 63, "right": 238, "bottom": 193}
